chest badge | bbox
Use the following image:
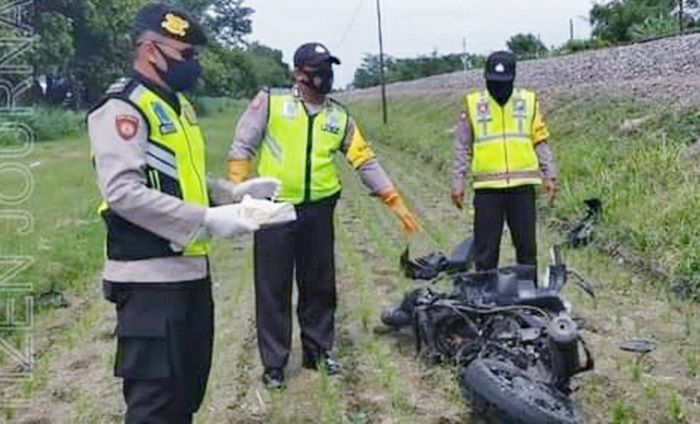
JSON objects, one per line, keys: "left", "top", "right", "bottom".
{"left": 322, "top": 112, "right": 342, "bottom": 135}
{"left": 513, "top": 98, "right": 527, "bottom": 118}
{"left": 153, "top": 102, "right": 177, "bottom": 135}
{"left": 282, "top": 100, "right": 298, "bottom": 119}
{"left": 476, "top": 100, "right": 491, "bottom": 122}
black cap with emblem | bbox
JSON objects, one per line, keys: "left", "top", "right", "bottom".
{"left": 133, "top": 3, "right": 207, "bottom": 46}
{"left": 484, "top": 51, "right": 516, "bottom": 82}
{"left": 294, "top": 43, "right": 341, "bottom": 68}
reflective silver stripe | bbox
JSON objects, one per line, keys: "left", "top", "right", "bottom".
{"left": 474, "top": 133, "right": 531, "bottom": 143}
{"left": 146, "top": 154, "right": 178, "bottom": 179}
{"left": 128, "top": 85, "right": 147, "bottom": 103}
{"left": 147, "top": 142, "right": 177, "bottom": 168}
{"left": 263, "top": 134, "right": 283, "bottom": 161}
{"left": 473, "top": 170, "right": 541, "bottom": 182}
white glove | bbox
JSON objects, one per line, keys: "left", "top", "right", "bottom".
{"left": 238, "top": 195, "right": 297, "bottom": 226}
{"left": 230, "top": 177, "right": 281, "bottom": 201}
{"left": 204, "top": 205, "right": 260, "bottom": 238}
{"left": 208, "top": 177, "right": 281, "bottom": 205}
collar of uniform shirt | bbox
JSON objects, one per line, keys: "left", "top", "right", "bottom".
{"left": 133, "top": 71, "right": 182, "bottom": 116}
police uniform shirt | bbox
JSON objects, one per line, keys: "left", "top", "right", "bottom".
{"left": 88, "top": 77, "right": 209, "bottom": 283}
{"left": 228, "top": 87, "right": 394, "bottom": 195}
{"left": 451, "top": 92, "right": 557, "bottom": 193}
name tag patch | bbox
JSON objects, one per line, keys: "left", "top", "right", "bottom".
{"left": 153, "top": 102, "right": 177, "bottom": 134}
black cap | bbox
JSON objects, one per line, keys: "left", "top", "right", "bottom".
{"left": 133, "top": 3, "right": 207, "bottom": 46}
{"left": 293, "top": 43, "right": 341, "bottom": 68}
{"left": 484, "top": 51, "right": 516, "bottom": 82}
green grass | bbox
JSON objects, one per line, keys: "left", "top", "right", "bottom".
{"left": 0, "top": 103, "right": 246, "bottom": 391}
{"left": 347, "top": 93, "right": 700, "bottom": 299}
{"left": 0, "top": 107, "right": 85, "bottom": 144}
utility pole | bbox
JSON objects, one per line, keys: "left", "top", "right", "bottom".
{"left": 462, "top": 37, "right": 468, "bottom": 73}
{"left": 679, "top": 0, "right": 685, "bottom": 35}
{"left": 569, "top": 18, "right": 574, "bottom": 40}
{"left": 376, "top": 0, "right": 388, "bottom": 124}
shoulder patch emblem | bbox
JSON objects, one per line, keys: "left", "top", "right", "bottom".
{"left": 116, "top": 115, "right": 139, "bottom": 141}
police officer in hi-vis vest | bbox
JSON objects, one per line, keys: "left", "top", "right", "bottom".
{"left": 88, "top": 4, "right": 283, "bottom": 422}
{"left": 451, "top": 51, "right": 557, "bottom": 273}
{"left": 227, "top": 42, "right": 421, "bottom": 389}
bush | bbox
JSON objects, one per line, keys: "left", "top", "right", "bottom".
{"left": 559, "top": 38, "right": 611, "bottom": 54}
{"left": 0, "top": 107, "right": 85, "bottom": 144}
{"left": 629, "top": 14, "right": 677, "bottom": 41}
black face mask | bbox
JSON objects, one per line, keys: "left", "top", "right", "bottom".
{"left": 305, "top": 67, "right": 334, "bottom": 95}
{"left": 486, "top": 80, "right": 514, "bottom": 106}
{"left": 155, "top": 45, "right": 201, "bottom": 92}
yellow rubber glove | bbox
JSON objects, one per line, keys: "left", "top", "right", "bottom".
{"left": 227, "top": 159, "right": 253, "bottom": 183}
{"left": 379, "top": 188, "right": 421, "bottom": 235}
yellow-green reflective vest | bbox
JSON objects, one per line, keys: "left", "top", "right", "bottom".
{"left": 96, "top": 80, "right": 210, "bottom": 260}
{"left": 257, "top": 89, "right": 349, "bottom": 204}
{"left": 465, "top": 89, "right": 542, "bottom": 189}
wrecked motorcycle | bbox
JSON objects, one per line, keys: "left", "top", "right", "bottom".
{"left": 382, "top": 244, "right": 594, "bottom": 424}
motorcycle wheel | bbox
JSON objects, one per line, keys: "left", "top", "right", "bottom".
{"left": 462, "top": 359, "right": 583, "bottom": 424}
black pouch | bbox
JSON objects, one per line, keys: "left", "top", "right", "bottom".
{"left": 115, "top": 300, "right": 170, "bottom": 380}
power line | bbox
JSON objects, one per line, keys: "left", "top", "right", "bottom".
{"left": 334, "top": 0, "right": 366, "bottom": 50}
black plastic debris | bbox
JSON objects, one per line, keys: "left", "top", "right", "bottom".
{"left": 566, "top": 198, "right": 602, "bottom": 248}
{"left": 400, "top": 249, "right": 448, "bottom": 280}
{"left": 400, "top": 236, "right": 475, "bottom": 280}
{"left": 447, "top": 235, "right": 475, "bottom": 272}
{"left": 35, "top": 289, "right": 70, "bottom": 309}
{"left": 620, "top": 339, "right": 657, "bottom": 354}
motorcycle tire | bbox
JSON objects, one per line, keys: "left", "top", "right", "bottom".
{"left": 462, "top": 359, "right": 583, "bottom": 424}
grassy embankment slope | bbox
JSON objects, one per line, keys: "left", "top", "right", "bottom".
{"left": 350, "top": 92, "right": 700, "bottom": 300}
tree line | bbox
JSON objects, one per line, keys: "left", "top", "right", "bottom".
{"left": 34, "top": 0, "right": 290, "bottom": 107}
{"left": 352, "top": 0, "right": 700, "bottom": 89}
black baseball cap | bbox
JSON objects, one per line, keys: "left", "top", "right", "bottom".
{"left": 133, "top": 3, "right": 207, "bottom": 46}
{"left": 484, "top": 51, "right": 516, "bottom": 82}
{"left": 293, "top": 43, "right": 341, "bottom": 68}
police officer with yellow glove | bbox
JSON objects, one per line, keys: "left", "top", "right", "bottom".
{"left": 228, "top": 42, "right": 420, "bottom": 389}
{"left": 451, "top": 51, "right": 557, "bottom": 273}
{"left": 88, "top": 4, "right": 282, "bottom": 422}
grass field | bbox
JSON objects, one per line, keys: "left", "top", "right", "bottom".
{"left": 0, "top": 93, "right": 698, "bottom": 423}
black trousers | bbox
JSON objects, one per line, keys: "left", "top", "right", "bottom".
{"left": 473, "top": 185, "right": 537, "bottom": 271}
{"left": 253, "top": 195, "right": 338, "bottom": 369}
{"left": 104, "top": 277, "right": 214, "bottom": 424}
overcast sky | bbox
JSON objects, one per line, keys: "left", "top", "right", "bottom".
{"left": 243, "top": 0, "right": 596, "bottom": 88}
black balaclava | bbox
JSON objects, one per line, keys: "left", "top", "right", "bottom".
{"left": 487, "top": 80, "right": 514, "bottom": 106}
{"left": 484, "top": 51, "right": 516, "bottom": 106}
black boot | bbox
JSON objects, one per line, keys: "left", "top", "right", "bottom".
{"left": 302, "top": 351, "right": 343, "bottom": 375}
{"left": 262, "top": 368, "right": 285, "bottom": 390}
